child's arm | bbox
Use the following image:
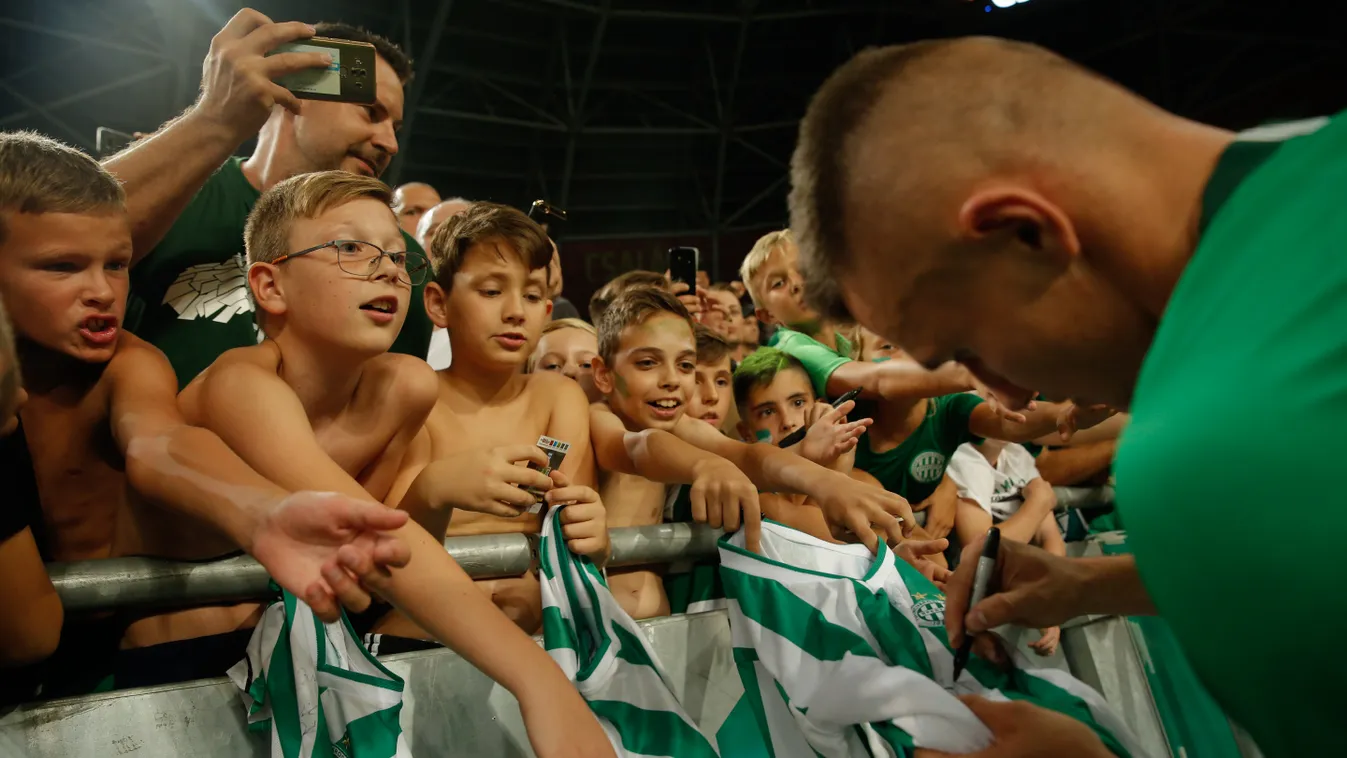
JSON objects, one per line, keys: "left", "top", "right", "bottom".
{"left": 196, "top": 359, "right": 614, "bottom": 758}
{"left": 1034, "top": 440, "right": 1117, "bottom": 486}
{"left": 672, "top": 415, "right": 913, "bottom": 551}
{"left": 0, "top": 527, "right": 62, "bottom": 667}
{"left": 920, "top": 475, "right": 960, "bottom": 540}
{"left": 997, "top": 477, "right": 1058, "bottom": 545}
{"left": 827, "top": 358, "right": 975, "bottom": 401}
{"left": 106, "top": 337, "right": 410, "bottom": 621}
{"left": 969, "top": 400, "right": 1115, "bottom": 444}
{"left": 590, "top": 404, "right": 762, "bottom": 551}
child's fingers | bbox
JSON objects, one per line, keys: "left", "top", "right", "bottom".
{"left": 505, "top": 464, "right": 554, "bottom": 491}
{"left": 566, "top": 536, "right": 607, "bottom": 558}
{"left": 558, "top": 500, "right": 603, "bottom": 524}
{"left": 323, "top": 560, "right": 373, "bottom": 613}
{"left": 561, "top": 518, "right": 606, "bottom": 542}
{"left": 498, "top": 444, "right": 550, "bottom": 468}
{"left": 487, "top": 482, "right": 536, "bottom": 511}
{"left": 689, "top": 483, "right": 709, "bottom": 525}
{"left": 546, "top": 468, "right": 570, "bottom": 488}
{"left": 546, "top": 485, "right": 598, "bottom": 506}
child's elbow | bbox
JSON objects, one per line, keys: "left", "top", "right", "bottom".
{"left": 123, "top": 425, "right": 205, "bottom": 497}
{"left": 1, "top": 593, "right": 63, "bottom": 667}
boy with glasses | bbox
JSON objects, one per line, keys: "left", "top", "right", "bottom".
{"left": 181, "top": 171, "right": 613, "bottom": 757}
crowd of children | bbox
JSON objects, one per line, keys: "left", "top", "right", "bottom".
{"left": 0, "top": 126, "right": 1122, "bottom": 752}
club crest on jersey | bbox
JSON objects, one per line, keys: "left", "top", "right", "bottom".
{"left": 333, "top": 735, "right": 353, "bottom": 758}
{"left": 909, "top": 451, "right": 947, "bottom": 483}
{"left": 911, "top": 593, "right": 946, "bottom": 627}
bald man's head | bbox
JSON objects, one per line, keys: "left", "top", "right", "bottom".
{"left": 415, "top": 197, "right": 474, "bottom": 250}
{"left": 790, "top": 37, "right": 1225, "bottom": 408}
{"left": 392, "top": 182, "right": 441, "bottom": 236}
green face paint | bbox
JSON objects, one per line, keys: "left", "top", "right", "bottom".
{"left": 754, "top": 429, "right": 772, "bottom": 443}
{"left": 614, "top": 372, "right": 629, "bottom": 397}
{"left": 872, "top": 356, "right": 892, "bottom": 363}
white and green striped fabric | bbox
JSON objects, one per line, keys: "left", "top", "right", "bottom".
{"left": 227, "top": 592, "right": 411, "bottom": 758}
{"left": 719, "top": 521, "right": 1149, "bottom": 758}
{"left": 538, "top": 506, "right": 721, "bottom": 757}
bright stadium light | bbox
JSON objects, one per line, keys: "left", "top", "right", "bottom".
{"left": 991, "top": 0, "right": 1031, "bottom": 7}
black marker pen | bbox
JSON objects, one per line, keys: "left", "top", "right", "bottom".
{"left": 951, "top": 526, "right": 1001, "bottom": 682}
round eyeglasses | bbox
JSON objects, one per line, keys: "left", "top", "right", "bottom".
{"left": 272, "top": 240, "right": 430, "bottom": 286}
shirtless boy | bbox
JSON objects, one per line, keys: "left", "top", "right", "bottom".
{"left": 687, "top": 324, "right": 736, "bottom": 435}
{"left": 590, "top": 287, "right": 921, "bottom": 569}
{"left": 181, "top": 171, "right": 611, "bottom": 758}
{"left": 0, "top": 133, "right": 409, "bottom": 684}
{"left": 396, "top": 202, "right": 608, "bottom": 634}
{"left": 530, "top": 317, "right": 601, "bottom": 403}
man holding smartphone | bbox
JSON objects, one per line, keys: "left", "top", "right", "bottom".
{"left": 103, "top": 9, "right": 433, "bottom": 388}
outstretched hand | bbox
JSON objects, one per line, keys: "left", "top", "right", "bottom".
{"left": 799, "top": 399, "right": 871, "bottom": 468}
{"left": 689, "top": 457, "right": 762, "bottom": 553}
{"left": 249, "top": 491, "right": 411, "bottom": 622}
{"left": 814, "top": 474, "right": 913, "bottom": 553}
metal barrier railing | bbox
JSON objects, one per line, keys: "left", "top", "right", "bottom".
{"left": 46, "top": 523, "right": 724, "bottom": 613}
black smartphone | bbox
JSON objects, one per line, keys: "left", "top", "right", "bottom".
{"left": 668, "top": 247, "right": 699, "bottom": 296}
{"left": 776, "top": 388, "right": 864, "bottom": 448}
{"left": 95, "top": 127, "right": 134, "bottom": 158}
{"left": 270, "top": 37, "right": 377, "bottom": 104}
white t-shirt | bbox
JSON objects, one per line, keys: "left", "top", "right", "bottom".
{"left": 946, "top": 442, "right": 1041, "bottom": 522}
{"left": 426, "top": 327, "right": 452, "bottom": 370}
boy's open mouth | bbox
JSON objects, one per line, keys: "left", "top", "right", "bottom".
{"left": 647, "top": 398, "right": 682, "bottom": 418}
{"left": 79, "top": 314, "right": 119, "bottom": 346}
{"left": 360, "top": 296, "right": 399, "bottom": 314}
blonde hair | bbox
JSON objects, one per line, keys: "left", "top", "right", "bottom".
{"left": 0, "top": 131, "right": 124, "bottom": 244}
{"left": 245, "top": 171, "right": 394, "bottom": 266}
{"left": 542, "top": 317, "right": 597, "bottom": 338}
{"left": 738, "top": 228, "right": 793, "bottom": 308}
{"left": 528, "top": 318, "right": 598, "bottom": 371}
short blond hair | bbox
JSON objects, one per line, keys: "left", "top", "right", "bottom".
{"left": 528, "top": 317, "right": 598, "bottom": 371}
{"left": 739, "top": 228, "right": 793, "bottom": 308}
{"left": 0, "top": 131, "right": 124, "bottom": 245}
{"left": 542, "top": 317, "right": 597, "bottom": 338}
{"left": 245, "top": 171, "right": 394, "bottom": 266}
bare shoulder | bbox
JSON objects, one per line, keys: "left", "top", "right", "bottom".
{"left": 528, "top": 370, "right": 587, "bottom": 408}
{"left": 364, "top": 353, "right": 438, "bottom": 414}
{"left": 105, "top": 331, "right": 171, "bottom": 376}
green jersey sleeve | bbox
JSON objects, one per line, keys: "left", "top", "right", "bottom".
{"left": 773, "top": 328, "right": 850, "bottom": 399}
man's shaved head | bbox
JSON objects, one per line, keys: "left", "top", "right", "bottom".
{"left": 415, "top": 197, "right": 473, "bottom": 251}
{"left": 789, "top": 36, "right": 1232, "bottom": 408}
{"left": 392, "top": 182, "right": 441, "bottom": 236}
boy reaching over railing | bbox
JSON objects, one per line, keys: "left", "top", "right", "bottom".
{"left": 179, "top": 172, "right": 612, "bottom": 757}
{"left": 0, "top": 131, "right": 412, "bottom": 691}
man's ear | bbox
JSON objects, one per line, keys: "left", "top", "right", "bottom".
{"left": 957, "top": 185, "right": 1080, "bottom": 266}
{"left": 590, "top": 355, "right": 615, "bottom": 396}
{"left": 424, "top": 281, "right": 451, "bottom": 329}
{"left": 248, "top": 263, "right": 287, "bottom": 320}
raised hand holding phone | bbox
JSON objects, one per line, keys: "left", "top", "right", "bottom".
{"left": 197, "top": 9, "right": 335, "bottom": 138}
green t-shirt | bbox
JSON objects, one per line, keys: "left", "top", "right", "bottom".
{"left": 1114, "top": 114, "right": 1346, "bottom": 758}
{"left": 768, "top": 327, "right": 854, "bottom": 400}
{"left": 127, "top": 158, "right": 433, "bottom": 387}
{"left": 854, "top": 393, "right": 984, "bottom": 503}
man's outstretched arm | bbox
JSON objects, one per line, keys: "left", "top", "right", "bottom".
{"left": 105, "top": 9, "right": 329, "bottom": 261}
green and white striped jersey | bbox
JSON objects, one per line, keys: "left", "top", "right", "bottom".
{"left": 538, "top": 506, "right": 720, "bottom": 757}
{"left": 719, "top": 522, "right": 1148, "bottom": 757}
{"left": 228, "top": 593, "right": 411, "bottom": 758}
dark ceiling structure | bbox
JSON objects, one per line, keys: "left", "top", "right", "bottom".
{"left": 1, "top": 0, "right": 1343, "bottom": 255}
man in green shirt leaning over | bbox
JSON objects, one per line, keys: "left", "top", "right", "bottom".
{"left": 105, "top": 10, "right": 432, "bottom": 387}
{"left": 791, "top": 36, "right": 1345, "bottom": 758}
